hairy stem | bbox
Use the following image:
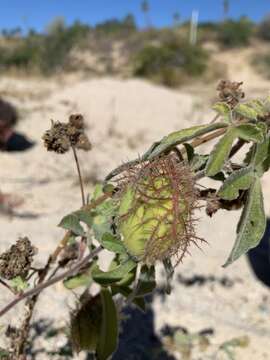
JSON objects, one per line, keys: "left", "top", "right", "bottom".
{"left": 0, "top": 246, "right": 102, "bottom": 319}
{"left": 72, "top": 146, "right": 86, "bottom": 206}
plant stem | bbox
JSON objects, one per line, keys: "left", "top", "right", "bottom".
{"left": 0, "top": 246, "right": 102, "bottom": 319}
{"left": 72, "top": 146, "right": 86, "bottom": 206}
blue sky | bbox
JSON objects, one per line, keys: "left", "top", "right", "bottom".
{"left": 0, "top": 0, "right": 270, "bottom": 32}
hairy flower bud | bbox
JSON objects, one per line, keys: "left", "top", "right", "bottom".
{"left": 117, "top": 155, "right": 201, "bottom": 265}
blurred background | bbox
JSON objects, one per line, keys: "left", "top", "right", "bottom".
{"left": 1, "top": 1, "right": 270, "bottom": 359}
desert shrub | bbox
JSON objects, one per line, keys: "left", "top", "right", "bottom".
{"left": 95, "top": 14, "right": 137, "bottom": 35}
{"left": 133, "top": 40, "right": 208, "bottom": 87}
{"left": 257, "top": 15, "right": 270, "bottom": 41}
{"left": 218, "top": 17, "right": 253, "bottom": 47}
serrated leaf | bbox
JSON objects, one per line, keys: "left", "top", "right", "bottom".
{"left": 218, "top": 167, "right": 255, "bottom": 200}
{"left": 135, "top": 265, "right": 156, "bottom": 297}
{"left": 235, "top": 124, "right": 264, "bottom": 143}
{"left": 99, "top": 233, "right": 126, "bottom": 254}
{"left": 212, "top": 102, "right": 232, "bottom": 123}
{"left": 64, "top": 265, "right": 93, "bottom": 290}
{"left": 206, "top": 128, "right": 236, "bottom": 176}
{"left": 223, "top": 177, "right": 266, "bottom": 267}
{"left": 92, "top": 259, "right": 137, "bottom": 285}
{"left": 234, "top": 103, "right": 258, "bottom": 119}
{"left": 145, "top": 123, "right": 227, "bottom": 159}
{"left": 96, "top": 288, "right": 118, "bottom": 360}
{"left": 58, "top": 213, "right": 85, "bottom": 236}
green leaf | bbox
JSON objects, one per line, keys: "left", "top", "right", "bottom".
{"left": 206, "top": 128, "right": 236, "bottom": 176}
{"left": 135, "top": 265, "right": 156, "bottom": 297}
{"left": 223, "top": 177, "right": 266, "bottom": 267}
{"left": 191, "top": 154, "right": 209, "bottom": 171}
{"left": 96, "top": 288, "right": 118, "bottom": 360}
{"left": 234, "top": 103, "right": 258, "bottom": 119}
{"left": 212, "top": 102, "right": 232, "bottom": 123}
{"left": 92, "top": 259, "right": 137, "bottom": 285}
{"left": 63, "top": 265, "right": 93, "bottom": 290}
{"left": 0, "top": 348, "right": 10, "bottom": 358}
{"left": 10, "top": 276, "right": 28, "bottom": 292}
{"left": 235, "top": 124, "right": 265, "bottom": 143}
{"left": 58, "top": 213, "right": 85, "bottom": 236}
{"left": 218, "top": 167, "right": 255, "bottom": 201}
{"left": 254, "top": 136, "right": 270, "bottom": 175}
{"left": 145, "top": 122, "right": 227, "bottom": 160}
{"left": 183, "top": 143, "right": 194, "bottom": 162}
{"left": 99, "top": 233, "right": 127, "bottom": 254}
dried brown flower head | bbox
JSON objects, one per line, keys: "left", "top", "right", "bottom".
{"left": 217, "top": 80, "right": 245, "bottom": 108}
{"left": 0, "top": 237, "right": 37, "bottom": 280}
{"left": 42, "top": 114, "right": 91, "bottom": 154}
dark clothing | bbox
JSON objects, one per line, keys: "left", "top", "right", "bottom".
{"left": 247, "top": 219, "right": 270, "bottom": 287}
{"left": 0, "top": 132, "right": 34, "bottom": 152}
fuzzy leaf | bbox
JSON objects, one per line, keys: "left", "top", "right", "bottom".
{"left": 145, "top": 123, "right": 227, "bottom": 159}
{"left": 99, "top": 233, "right": 127, "bottom": 254}
{"left": 244, "top": 100, "right": 267, "bottom": 117}
{"left": 64, "top": 266, "right": 93, "bottom": 290}
{"left": 191, "top": 154, "right": 209, "bottom": 171}
{"left": 92, "top": 259, "right": 137, "bottom": 285}
{"left": 96, "top": 288, "right": 118, "bottom": 360}
{"left": 223, "top": 177, "right": 266, "bottom": 267}
{"left": 135, "top": 265, "right": 156, "bottom": 297}
{"left": 235, "top": 124, "right": 265, "bottom": 143}
{"left": 58, "top": 213, "right": 85, "bottom": 236}
{"left": 234, "top": 103, "right": 258, "bottom": 119}
{"left": 218, "top": 167, "right": 255, "bottom": 201}
{"left": 255, "top": 136, "right": 270, "bottom": 175}
{"left": 206, "top": 128, "right": 235, "bottom": 176}
{"left": 212, "top": 102, "right": 232, "bottom": 123}
{"left": 91, "top": 199, "right": 117, "bottom": 242}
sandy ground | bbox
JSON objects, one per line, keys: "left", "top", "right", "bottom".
{"left": 0, "top": 59, "right": 270, "bottom": 359}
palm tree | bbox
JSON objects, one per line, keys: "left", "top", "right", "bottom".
{"left": 173, "top": 12, "right": 181, "bottom": 28}
{"left": 141, "top": 0, "right": 151, "bottom": 29}
{"left": 223, "top": 0, "right": 229, "bottom": 20}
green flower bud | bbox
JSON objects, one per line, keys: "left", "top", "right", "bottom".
{"left": 117, "top": 155, "right": 199, "bottom": 265}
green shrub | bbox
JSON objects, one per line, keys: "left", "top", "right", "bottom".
{"left": 133, "top": 40, "right": 208, "bottom": 87}
{"left": 257, "top": 15, "right": 270, "bottom": 41}
{"left": 95, "top": 14, "right": 137, "bottom": 35}
{"left": 218, "top": 17, "right": 253, "bottom": 47}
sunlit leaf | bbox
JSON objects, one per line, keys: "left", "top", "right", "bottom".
{"left": 218, "top": 167, "right": 255, "bottom": 201}
{"left": 145, "top": 122, "right": 227, "bottom": 159}
{"left": 58, "top": 213, "right": 85, "bottom": 236}
{"left": 223, "top": 177, "right": 266, "bottom": 267}
{"left": 206, "top": 128, "right": 235, "bottom": 176}
{"left": 92, "top": 259, "right": 137, "bottom": 285}
{"left": 212, "top": 102, "right": 232, "bottom": 123}
{"left": 64, "top": 265, "right": 93, "bottom": 290}
{"left": 234, "top": 103, "right": 258, "bottom": 119}
{"left": 10, "top": 276, "right": 28, "bottom": 293}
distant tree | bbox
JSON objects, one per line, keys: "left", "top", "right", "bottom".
{"left": 141, "top": 0, "right": 151, "bottom": 29}
{"left": 45, "top": 16, "right": 66, "bottom": 36}
{"left": 223, "top": 0, "right": 229, "bottom": 20}
{"left": 173, "top": 12, "right": 181, "bottom": 27}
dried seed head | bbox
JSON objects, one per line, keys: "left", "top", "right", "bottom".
{"left": 0, "top": 237, "right": 37, "bottom": 280}
{"left": 217, "top": 80, "right": 245, "bottom": 108}
{"left": 70, "top": 295, "right": 102, "bottom": 353}
{"left": 117, "top": 154, "right": 202, "bottom": 266}
{"left": 42, "top": 114, "right": 91, "bottom": 154}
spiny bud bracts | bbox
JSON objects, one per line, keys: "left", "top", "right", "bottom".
{"left": 117, "top": 154, "right": 201, "bottom": 265}
{"left": 42, "top": 114, "right": 91, "bottom": 154}
{"left": 0, "top": 237, "right": 37, "bottom": 280}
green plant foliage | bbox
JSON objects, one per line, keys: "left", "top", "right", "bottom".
{"left": 223, "top": 176, "right": 266, "bottom": 267}
{"left": 133, "top": 39, "right": 208, "bottom": 87}
{"left": 212, "top": 102, "right": 232, "bottom": 123}
{"left": 92, "top": 259, "right": 137, "bottom": 286}
{"left": 218, "top": 167, "right": 255, "bottom": 200}
{"left": 63, "top": 265, "right": 93, "bottom": 290}
{"left": 146, "top": 122, "right": 227, "bottom": 160}
{"left": 96, "top": 289, "right": 118, "bottom": 360}
{"left": 135, "top": 265, "right": 156, "bottom": 297}
{"left": 218, "top": 17, "right": 253, "bottom": 47}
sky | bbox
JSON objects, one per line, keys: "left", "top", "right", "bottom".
{"left": 0, "top": 0, "right": 270, "bottom": 32}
